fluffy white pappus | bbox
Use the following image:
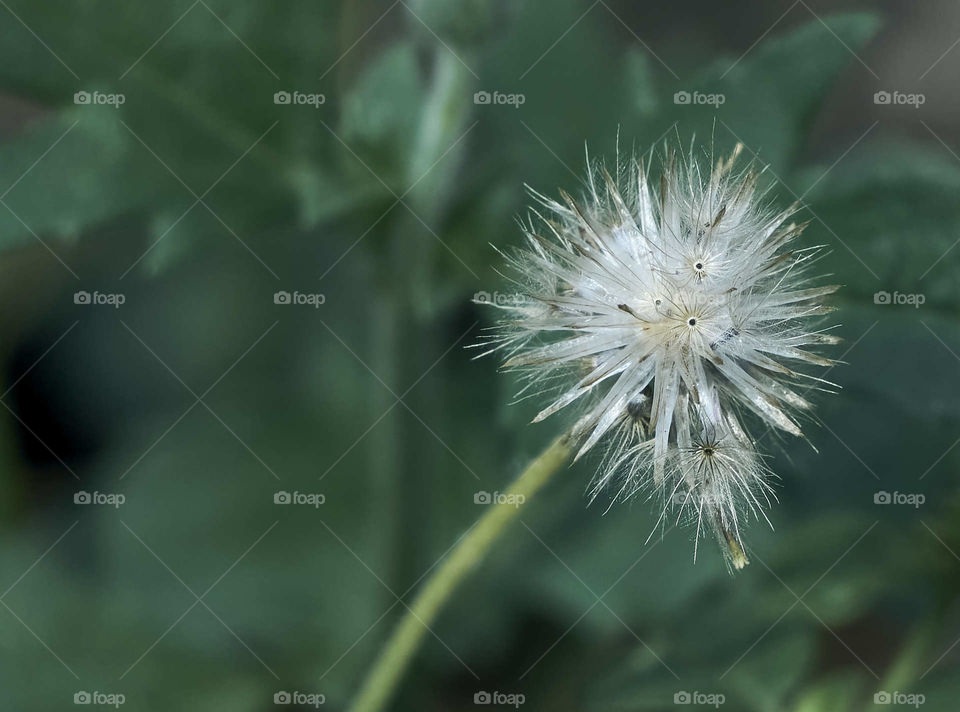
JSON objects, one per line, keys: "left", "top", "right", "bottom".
{"left": 662, "top": 399, "right": 777, "bottom": 570}
{"left": 475, "top": 142, "right": 839, "bottom": 567}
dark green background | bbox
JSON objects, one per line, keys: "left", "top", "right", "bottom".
{"left": 0, "top": 1, "right": 958, "bottom": 710}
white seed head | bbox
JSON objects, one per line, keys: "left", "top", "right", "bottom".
{"left": 476, "top": 143, "right": 839, "bottom": 568}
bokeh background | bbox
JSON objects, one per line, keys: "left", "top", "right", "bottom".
{"left": 0, "top": 1, "right": 959, "bottom": 710}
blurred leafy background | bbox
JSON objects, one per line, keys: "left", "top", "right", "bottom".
{"left": 0, "top": 0, "right": 958, "bottom": 710}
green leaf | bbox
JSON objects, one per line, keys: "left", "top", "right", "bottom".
{"left": 801, "top": 141, "right": 960, "bottom": 307}
{"left": 340, "top": 42, "right": 426, "bottom": 188}
{"left": 670, "top": 13, "right": 882, "bottom": 169}
{"left": 0, "top": 110, "right": 150, "bottom": 248}
{"left": 791, "top": 672, "right": 865, "bottom": 712}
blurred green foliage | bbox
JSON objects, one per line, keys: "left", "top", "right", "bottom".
{"left": 0, "top": 1, "right": 958, "bottom": 711}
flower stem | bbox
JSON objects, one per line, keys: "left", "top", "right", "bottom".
{"left": 348, "top": 433, "right": 573, "bottom": 712}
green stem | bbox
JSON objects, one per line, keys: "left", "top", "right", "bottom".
{"left": 348, "top": 433, "right": 573, "bottom": 712}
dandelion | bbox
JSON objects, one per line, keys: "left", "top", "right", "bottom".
{"left": 475, "top": 142, "right": 839, "bottom": 568}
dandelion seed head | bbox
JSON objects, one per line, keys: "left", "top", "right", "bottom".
{"left": 476, "top": 142, "right": 837, "bottom": 567}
